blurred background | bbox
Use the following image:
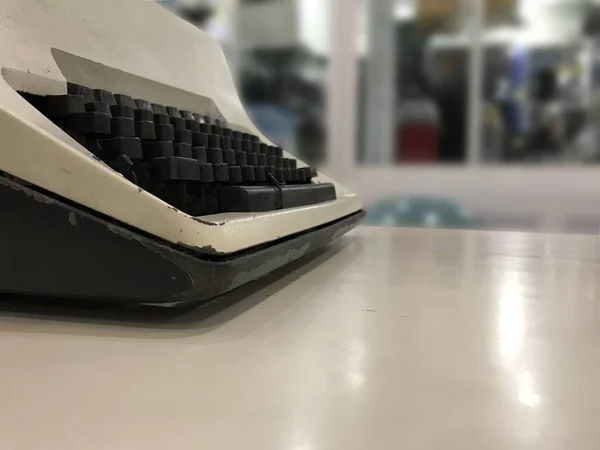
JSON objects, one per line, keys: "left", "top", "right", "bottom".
{"left": 160, "top": 0, "right": 600, "bottom": 233}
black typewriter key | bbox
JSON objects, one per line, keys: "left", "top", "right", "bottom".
{"left": 208, "top": 134, "right": 221, "bottom": 149}
{"left": 208, "top": 148, "right": 223, "bottom": 164}
{"left": 171, "top": 116, "right": 186, "bottom": 130}
{"left": 213, "top": 163, "right": 229, "bottom": 182}
{"left": 174, "top": 143, "right": 192, "bottom": 158}
{"left": 241, "top": 166, "right": 255, "bottom": 182}
{"left": 71, "top": 112, "right": 111, "bottom": 134}
{"left": 166, "top": 106, "right": 181, "bottom": 117}
{"left": 186, "top": 119, "right": 201, "bottom": 133}
{"left": 175, "top": 129, "right": 192, "bottom": 145}
{"left": 101, "top": 137, "right": 143, "bottom": 160}
{"left": 134, "top": 100, "right": 154, "bottom": 122}
{"left": 254, "top": 166, "right": 266, "bottom": 182}
{"left": 110, "top": 94, "right": 136, "bottom": 119}
{"left": 151, "top": 103, "right": 168, "bottom": 115}
{"left": 85, "top": 101, "right": 111, "bottom": 115}
{"left": 134, "top": 108, "right": 153, "bottom": 122}
{"left": 221, "top": 136, "right": 232, "bottom": 151}
{"left": 111, "top": 117, "right": 135, "bottom": 137}
{"left": 192, "top": 146, "right": 207, "bottom": 163}
{"left": 180, "top": 110, "right": 194, "bottom": 120}
{"left": 200, "top": 163, "right": 214, "bottom": 182}
{"left": 114, "top": 94, "right": 136, "bottom": 108}
{"left": 155, "top": 124, "right": 175, "bottom": 142}
{"left": 223, "top": 150, "right": 236, "bottom": 165}
{"left": 298, "top": 168, "right": 309, "bottom": 182}
{"left": 135, "top": 99, "right": 152, "bottom": 111}
{"left": 67, "top": 83, "right": 94, "bottom": 102}
{"left": 45, "top": 95, "right": 85, "bottom": 116}
{"left": 176, "top": 157, "right": 200, "bottom": 181}
{"left": 218, "top": 183, "right": 336, "bottom": 212}
{"left": 228, "top": 166, "right": 242, "bottom": 184}
{"left": 110, "top": 105, "right": 135, "bottom": 119}
{"left": 93, "top": 89, "right": 116, "bottom": 105}
{"left": 289, "top": 168, "right": 298, "bottom": 182}
{"left": 151, "top": 157, "right": 178, "bottom": 181}
{"left": 192, "top": 132, "right": 208, "bottom": 147}
{"left": 235, "top": 151, "right": 247, "bottom": 166}
{"left": 302, "top": 170, "right": 315, "bottom": 182}
{"left": 143, "top": 141, "right": 174, "bottom": 158}
{"left": 152, "top": 104, "right": 170, "bottom": 125}
{"left": 153, "top": 113, "right": 170, "bottom": 125}
{"left": 274, "top": 168, "right": 284, "bottom": 181}
{"left": 135, "top": 121, "right": 156, "bottom": 140}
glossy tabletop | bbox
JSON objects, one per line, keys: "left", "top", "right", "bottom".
{"left": 1, "top": 226, "right": 600, "bottom": 449}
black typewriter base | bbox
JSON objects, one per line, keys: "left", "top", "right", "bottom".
{"left": 0, "top": 175, "right": 363, "bottom": 309}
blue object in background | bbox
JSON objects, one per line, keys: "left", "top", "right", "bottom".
{"left": 365, "top": 197, "right": 483, "bottom": 230}
{"left": 508, "top": 45, "right": 529, "bottom": 135}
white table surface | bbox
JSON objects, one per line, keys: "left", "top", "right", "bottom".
{"left": 2, "top": 226, "right": 600, "bottom": 449}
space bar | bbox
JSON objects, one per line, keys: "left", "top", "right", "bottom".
{"left": 218, "top": 183, "right": 337, "bottom": 212}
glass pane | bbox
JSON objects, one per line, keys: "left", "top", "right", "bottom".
{"left": 358, "top": 0, "right": 475, "bottom": 165}
{"left": 480, "top": 0, "right": 600, "bottom": 164}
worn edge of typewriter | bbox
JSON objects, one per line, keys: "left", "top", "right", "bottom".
{"left": 0, "top": 69, "right": 361, "bottom": 255}
{"left": 0, "top": 86, "right": 361, "bottom": 255}
{"left": 0, "top": 175, "right": 364, "bottom": 306}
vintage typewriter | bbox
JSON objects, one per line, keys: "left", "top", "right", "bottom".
{"left": 0, "top": 0, "right": 363, "bottom": 307}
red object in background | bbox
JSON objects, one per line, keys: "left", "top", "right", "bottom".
{"left": 397, "top": 123, "right": 438, "bottom": 162}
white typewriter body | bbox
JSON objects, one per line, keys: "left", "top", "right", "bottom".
{"left": 0, "top": 0, "right": 362, "bottom": 256}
